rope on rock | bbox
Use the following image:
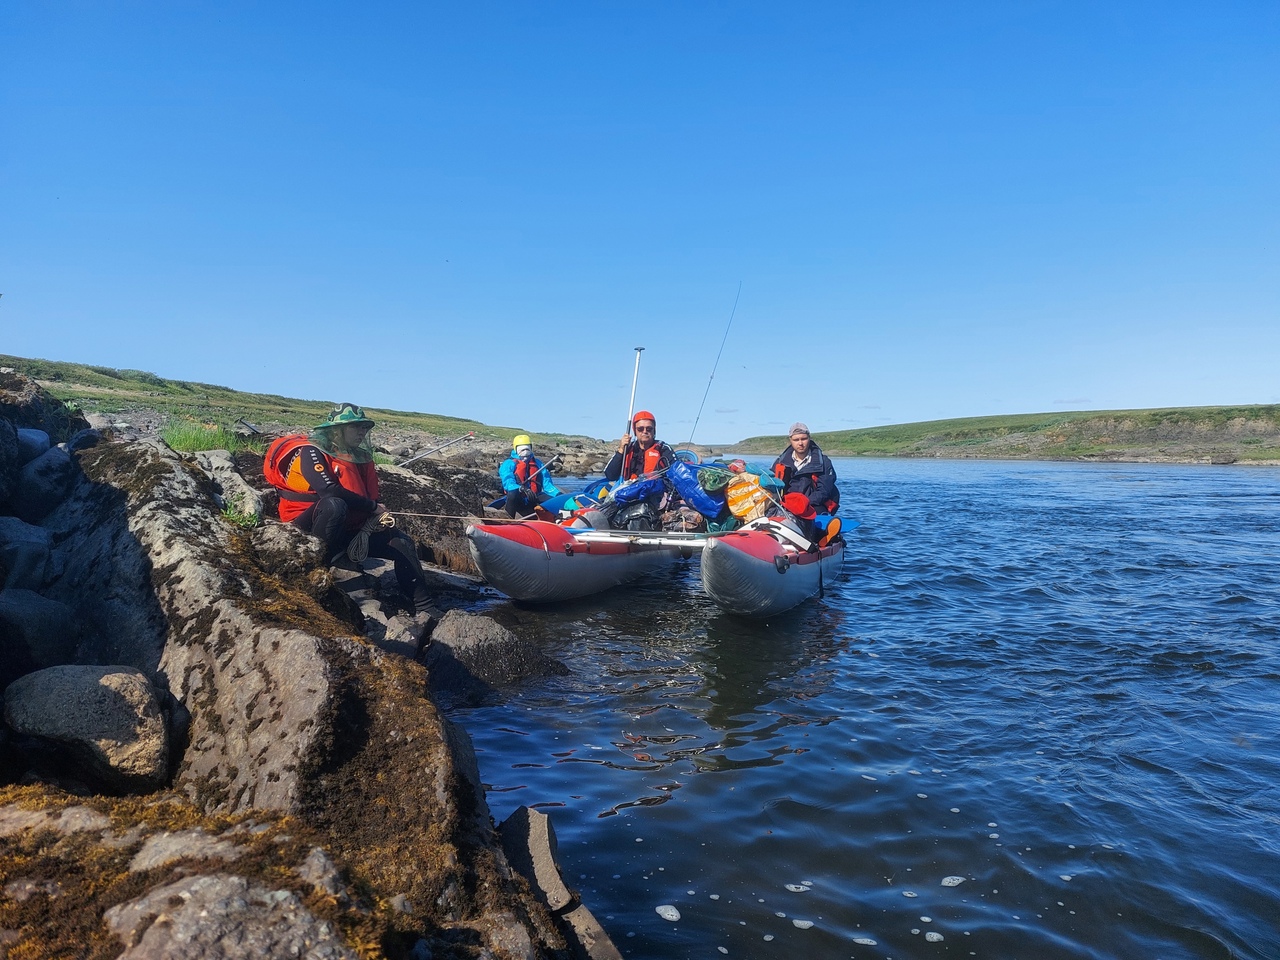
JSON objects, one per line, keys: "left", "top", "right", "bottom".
{"left": 347, "top": 511, "right": 396, "bottom": 562}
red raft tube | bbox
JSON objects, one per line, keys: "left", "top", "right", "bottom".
{"left": 700, "top": 520, "right": 848, "bottom": 617}
{"left": 465, "top": 519, "right": 695, "bottom": 602}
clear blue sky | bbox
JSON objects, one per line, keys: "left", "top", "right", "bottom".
{"left": 3, "top": 2, "right": 1277, "bottom": 443}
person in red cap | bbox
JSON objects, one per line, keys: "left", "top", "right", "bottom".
{"left": 604, "top": 409, "right": 674, "bottom": 482}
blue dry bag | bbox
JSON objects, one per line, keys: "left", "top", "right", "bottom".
{"left": 667, "top": 460, "right": 725, "bottom": 517}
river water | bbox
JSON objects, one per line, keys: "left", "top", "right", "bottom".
{"left": 452, "top": 459, "right": 1280, "bottom": 960}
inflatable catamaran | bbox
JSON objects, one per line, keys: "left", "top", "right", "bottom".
{"left": 466, "top": 513, "right": 850, "bottom": 616}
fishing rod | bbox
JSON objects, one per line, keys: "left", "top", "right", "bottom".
{"left": 398, "top": 431, "right": 474, "bottom": 467}
{"left": 685, "top": 281, "right": 742, "bottom": 446}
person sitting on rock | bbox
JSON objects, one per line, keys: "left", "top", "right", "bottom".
{"left": 269, "top": 403, "right": 440, "bottom": 623}
{"left": 498, "top": 434, "right": 563, "bottom": 518}
{"left": 604, "top": 410, "right": 674, "bottom": 482}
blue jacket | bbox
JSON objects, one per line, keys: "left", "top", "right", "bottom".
{"left": 499, "top": 453, "right": 563, "bottom": 497}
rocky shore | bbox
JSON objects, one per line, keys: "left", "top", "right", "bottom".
{"left": 0, "top": 370, "right": 620, "bottom": 959}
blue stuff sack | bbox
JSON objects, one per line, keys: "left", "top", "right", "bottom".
{"left": 609, "top": 476, "right": 665, "bottom": 505}
{"left": 668, "top": 460, "right": 725, "bottom": 517}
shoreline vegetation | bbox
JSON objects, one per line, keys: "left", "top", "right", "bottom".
{"left": 5, "top": 353, "right": 1278, "bottom": 465}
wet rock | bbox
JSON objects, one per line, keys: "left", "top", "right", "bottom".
{"left": 3, "top": 665, "right": 169, "bottom": 792}
{"left": 0, "top": 516, "right": 54, "bottom": 591}
{"left": 501, "top": 806, "right": 575, "bottom": 912}
{"left": 502, "top": 807, "right": 625, "bottom": 960}
{"left": 11, "top": 446, "right": 75, "bottom": 522}
{"left": 427, "top": 610, "right": 568, "bottom": 692}
{"left": 195, "top": 448, "right": 264, "bottom": 519}
{"left": 15, "top": 427, "right": 50, "bottom": 466}
{"left": 103, "top": 873, "right": 359, "bottom": 959}
{"left": 0, "top": 588, "right": 79, "bottom": 687}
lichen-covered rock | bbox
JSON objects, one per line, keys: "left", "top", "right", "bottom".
{"left": 20, "top": 437, "right": 574, "bottom": 955}
{"left": 129, "top": 827, "right": 247, "bottom": 871}
{"left": 104, "top": 873, "right": 361, "bottom": 959}
{"left": 10, "top": 445, "right": 75, "bottom": 522}
{"left": 248, "top": 520, "right": 326, "bottom": 584}
{"left": 0, "top": 516, "right": 54, "bottom": 591}
{"left": 0, "top": 588, "right": 79, "bottom": 688}
{"left": 194, "top": 448, "right": 264, "bottom": 519}
{"left": 3, "top": 665, "right": 169, "bottom": 792}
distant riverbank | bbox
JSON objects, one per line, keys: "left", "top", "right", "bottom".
{"left": 5, "top": 354, "right": 1278, "bottom": 466}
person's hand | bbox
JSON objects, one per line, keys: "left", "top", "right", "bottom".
{"left": 617, "top": 434, "right": 631, "bottom": 454}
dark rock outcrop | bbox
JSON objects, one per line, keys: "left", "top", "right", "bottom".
{"left": 0, "top": 370, "right": 613, "bottom": 958}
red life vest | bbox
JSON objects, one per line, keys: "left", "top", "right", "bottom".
{"left": 513, "top": 457, "right": 544, "bottom": 494}
{"left": 264, "top": 434, "right": 379, "bottom": 527}
{"left": 622, "top": 443, "right": 665, "bottom": 480}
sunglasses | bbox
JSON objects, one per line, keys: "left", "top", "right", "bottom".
{"left": 634, "top": 424, "right": 655, "bottom": 433}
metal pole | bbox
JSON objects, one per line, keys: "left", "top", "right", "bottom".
{"left": 398, "top": 431, "right": 474, "bottom": 467}
{"left": 625, "top": 346, "right": 645, "bottom": 435}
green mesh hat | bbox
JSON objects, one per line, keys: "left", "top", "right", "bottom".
{"left": 315, "top": 403, "right": 374, "bottom": 431}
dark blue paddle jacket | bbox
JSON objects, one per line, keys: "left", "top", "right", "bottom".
{"left": 773, "top": 442, "right": 840, "bottom": 513}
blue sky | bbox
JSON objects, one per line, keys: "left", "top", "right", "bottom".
{"left": 3, "top": 2, "right": 1277, "bottom": 443}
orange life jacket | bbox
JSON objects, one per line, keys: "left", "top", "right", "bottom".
{"left": 264, "top": 434, "right": 379, "bottom": 527}
{"left": 513, "top": 457, "right": 545, "bottom": 494}
{"left": 622, "top": 443, "right": 666, "bottom": 480}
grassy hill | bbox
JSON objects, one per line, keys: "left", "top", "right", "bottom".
{"left": 0, "top": 353, "right": 537, "bottom": 442}
{"left": 736, "top": 407, "right": 1280, "bottom": 463}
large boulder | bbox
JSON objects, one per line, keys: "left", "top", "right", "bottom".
{"left": 427, "top": 609, "right": 568, "bottom": 701}
{"left": 0, "top": 418, "right": 17, "bottom": 506}
{"left": 10, "top": 445, "right": 76, "bottom": 522}
{"left": 0, "top": 516, "right": 55, "bottom": 591}
{"left": 15, "top": 427, "right": 50, "bottom": 466}
{"left": 3, "top": 664, "right": 169, "bottom": 792}
{"left": 0, "top": 588, "right": 79, "bottom": 689}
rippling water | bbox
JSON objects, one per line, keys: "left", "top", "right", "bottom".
{"left": 452, "top": 459, "right": 1280, "bottom": 960}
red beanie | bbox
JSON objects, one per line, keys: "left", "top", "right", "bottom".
{"left": 632, "top": 411, "right": 656, "bottom": 427}
{"left": 782, "top": 492, "right": 816, "bottom": 520}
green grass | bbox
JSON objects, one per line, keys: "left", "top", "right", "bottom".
{"left": 160, "top": 421, "right": 264, "bottom": 455}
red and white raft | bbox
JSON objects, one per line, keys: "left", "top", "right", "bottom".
{"left": 465, "top": 520, "right": 700, "bottom": 603}
{"left": 700, "top": 522, "right": 845, "bottom": 617}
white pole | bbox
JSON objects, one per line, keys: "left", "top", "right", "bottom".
{"left": 625, "top": 346, "right": 645, "bottom": 434}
